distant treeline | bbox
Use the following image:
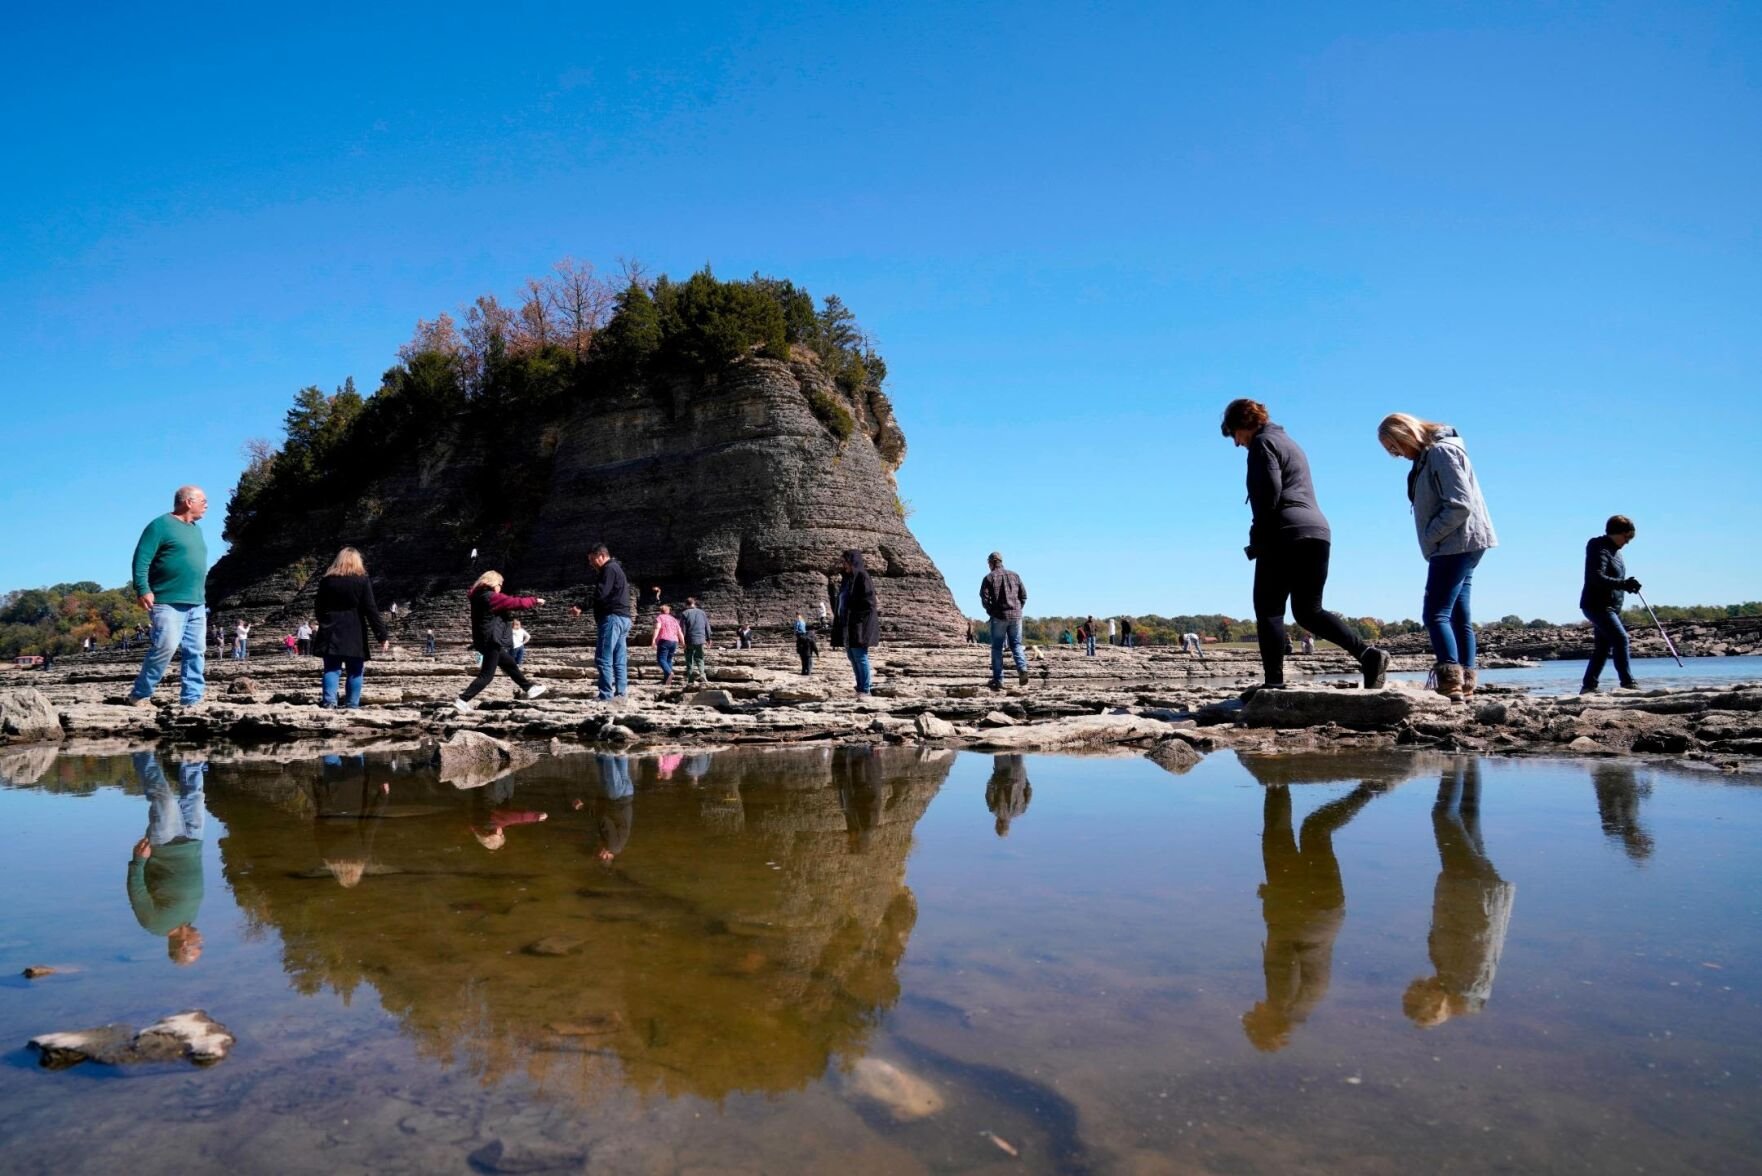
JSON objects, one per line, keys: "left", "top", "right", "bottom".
{"left": 0, "top": 582, "right": 147, "bottom": 658}
{"left": 224, "top": 261, "right": 886, "bottom": 550}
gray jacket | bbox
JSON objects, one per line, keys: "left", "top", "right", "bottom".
{"left": 680, "top": 607, "right": 711, "bottom": 646}
{"left": 1409, "top": 429, "right": 1497, "bottom": 559}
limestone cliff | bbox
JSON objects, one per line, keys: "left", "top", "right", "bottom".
{"left": 208, "top": 351, "right": 962, "bottom": 644}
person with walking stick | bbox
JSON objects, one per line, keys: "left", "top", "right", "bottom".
{"left": 1580, "top": 514, "right": 1643, "bottom": 693}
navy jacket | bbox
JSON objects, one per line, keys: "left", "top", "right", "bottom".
{"left": 1245, "top": 424, "right": 1331, "bottom": 556}
{"left": 592, "top": 558, "right": 633, "bottom": 621}
{"left": 1579, "top": 537, "right": 1629, "bottom": 612}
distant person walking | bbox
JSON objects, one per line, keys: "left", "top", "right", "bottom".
{"left": 793, "top": 613, "right": 817, "bottom": 676}
{"left": 1222, "top": 398, "right": 1390, "bottom": 692}
{"left": 680, "top": 597, "right": 712, "bottom": 686}
{"left": 589, "top": 544, "right": 632, "bottom": 701}
{"left": 651, "top": 604, "right": 683, "bottom": 686}
{"left": 296, "top": 621, "right": 312, "bottom": 656}
{"left": 1380, "top": 413, "right": 1499, "bottom": 703}
{"left": 453, "top": 571, "right": 547, "bottom": 712}
{"left": 1580, "top": 514, "right": 1643, "bottom": 692}
{"left": 832, "top": 549, "right": 880, "bottom": 696}
{"left": 510, "top": 618, "right": 530, "bottom": 666}
{"left": 311, "top": 546, "right": 390, "bottom": 709}
{"left": 1083, "top": 616, "right": 1097, "bottom": 657}
{"left": 1107, "top": 617, "right": 1117, "bottom": 646}
{"left": 979, "top": 551, "right": 1030, "bottom": 689}
{"left": 126, "top": 485, "right": 210, "bottom": 707}
{"left": 1120, "top": 617, "right": 1135, "bottom": 648}
{"left": 424, "top": 629, "right": 437, "bottom": 656}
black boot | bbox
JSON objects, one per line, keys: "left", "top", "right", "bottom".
{"left": 1360, "top": 647, "right": 1390, "bottom": 689}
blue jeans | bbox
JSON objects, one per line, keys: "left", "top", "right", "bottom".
{"left": 1583, "top": 607, "right": 1635, "bottom": 689}
{"left": 1423, "top": 550, "right": 1485, "bottom": 666}
{"left": 322, "top": 656, "right": 366, "bottom": 708}
{"left": 233, "top": 638, "right": 247, "bottom": 660}
{"left": 130, "top": 603, "right": 207, "bottom": 704}
{"left": 513, "top": 646, "right": 526, "bottom": 666}
{"left": 134, "top": 751, "right": 207, "bottom": 845}
{"left": 655, "top": 639, "right": 677, "bottom": 678}
{"left": 597, "top": 614, "right": 631, "bottom": 699}
{"left": 989, "top": 617, "right": 1026, "bottom": 682}
{"left": 1085, "top": 634, "right": 1096, "bottom": 656}
{"left": 847, "top": 646, "right": 872, "bottom": 693}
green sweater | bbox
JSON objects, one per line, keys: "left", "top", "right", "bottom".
{"left": 131, "top": 514, "right": 209, "bottom": 605}
{"left": 127, "top": 839, "right": 205, "bottom": 935}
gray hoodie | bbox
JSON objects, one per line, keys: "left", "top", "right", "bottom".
{"left": 1409, "top": 429, "right": 1497, "bottom": 559}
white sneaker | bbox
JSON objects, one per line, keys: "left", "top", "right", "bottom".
{"left": 524, "top": 684, "right": 549, "bottom": 701}
{"left": 452, "top": 698, "right": 474, "bottom": 713}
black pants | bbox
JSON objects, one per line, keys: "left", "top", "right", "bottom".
{"left": 1253, "top": 539, "right": 1366, "bottom": 684}
{"left": 797, "top": 638, "right": 816, "bottom": 676}
{"left": 459, "top": 645, "right": 533, "bottom": 701}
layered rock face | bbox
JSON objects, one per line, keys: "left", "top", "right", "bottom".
{"left": 209, "top": 355, "right": 962, "bottom": 643}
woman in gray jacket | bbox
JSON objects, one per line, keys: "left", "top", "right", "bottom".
{"left": 1379, "top": 413, "right": 1498, "bottom": 701}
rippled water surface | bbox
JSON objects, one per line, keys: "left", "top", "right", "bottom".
{"left": 1, "top": 745, "right": 1758, "bottom": 1174}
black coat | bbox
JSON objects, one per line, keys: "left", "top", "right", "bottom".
{"left": 1579, "top": 536, "right": 1630, "bottom": 612}
{"left": 311, "top": 575, "right": 389, "bottom": 661}
{"left": 833, "top": 551, "right": 881, "bottom": 649}
{"left": 592, "top": 558, "right": 632, "bottom": 620}
{"left": 1245, "top": 423, "right": 1332, "bottom": 556}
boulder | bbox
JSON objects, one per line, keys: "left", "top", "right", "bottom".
{"left": 227, "top": 678, "right": 258, "bottom": 696}
{"left": 1242, "top": 686, "right": 1419, "bottom": 731}
{"left": 690, "top": 689, "right": 737, "bottom": 710}
{"left": 29, "top": 1010, "right": 234, "bottom": 1069}
{"left": 979, "top": 711, "right": 1018, "bottom": 728}
{"left": 914, "top": 712, "right": 956, "bottom": 740}
{"left": 0, "top": 688, "right": 62, "bottom": 744}
{"left": 842, "top": 1057, "right": 945, "bottom": 1121}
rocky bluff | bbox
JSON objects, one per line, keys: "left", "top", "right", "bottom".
{"left": 209, "top": 270, "right": 963, "bottom": 643}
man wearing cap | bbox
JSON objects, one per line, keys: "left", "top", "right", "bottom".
{"left": 126, "top": 485, "right": 210, "bottom": 706}
{"left": 979, "top": 552, "right": 1030, "bottom": 690}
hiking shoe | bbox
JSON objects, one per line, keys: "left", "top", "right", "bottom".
{"left": 523, "top": 684, "right": 549, "bottom": 701}
{"left": 1462, "top": 667, "right": 1478, "bottom": 697}
{"left": 452, "top": 698, "right": 475, "bottom": 714}
{"left": 1431, "top": 662, "right": 1466, "bottom": 704}
{"left": 988, "top": 680, "right": 1002, "bottom": 690}
{"left": 123, "top": 695, "right": 155, "bottom": 708}
{"left": 1017, "top": 669, "right": 1030, "bottom": 687}
{"left": 1360, "top": 647, "right": 1390, "bottom": 689}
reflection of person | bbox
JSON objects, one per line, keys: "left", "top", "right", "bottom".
{"left": 984, "top": 754, "right": 1032, "bottom": 837}
{"left": 128, "top": 751, "right": 206, "bottom": 965}
{"left": 1405, "top": 760, "right": 1516, "bottom": 1027}
{"left": 1243, "top": 780, "right": 1387, "bottom": 1051}
{"left": 310, "top": 754, "right": 389, "bottom": 887}
{"left": 592, "top": 754, "right": 635, "bottom": 862}
{"left": 467, "top": 776, "right": 548, "bottom": 850}
{"left": 1590, "top": 763, "right": 1654, "bottom": 862}
{"left": 835, "top": 746, "right": 887, "bottom": 853}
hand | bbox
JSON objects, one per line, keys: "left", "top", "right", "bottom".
{"left": 597, "top": 848, "right": 614, "bottom": 863}
{"left": 535, "top": 598, "right": 546, "bottom": 607}
{"left": 381, "top": 641, "right": 391, "bottom": 652}
{"left": 138, "top": 592, "right": 155, "bottom": 609}
{"left": 1624, "top": 578, "right": 1642, "bottom": 592}
{"left": 569, "top": 606, "right": 582, "bottom": 619}
{"left": 133, "top": 837, "right": 152, "bottom": 860}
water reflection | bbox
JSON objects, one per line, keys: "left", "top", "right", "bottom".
{"left": 128, "top": 750, "right": 207, "bottom": 965}
{"left": 985, "top": 754, "right": 1032, "bottom": 837}
{"left": 206, "top": 745, "right": 951, "bottom": 1099}
{"left": 1405, "top": 759, "right": 1516, "bottom": 1027}
{"left": 1238, "top": 755, "right": 1394, "bottom": 1052}
{"left": 1591, "top": 764, "right": 1655, "bottom": 862}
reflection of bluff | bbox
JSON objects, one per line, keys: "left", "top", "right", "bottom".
{"left": 208, "top": 269, "right": 962, "bottom": 641}
{"left": 206, "top": 746, "right": 951, "bottom": 1102}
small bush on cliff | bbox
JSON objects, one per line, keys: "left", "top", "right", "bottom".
{"left": 806, "top": 386, "right": 856, "bottom": 440}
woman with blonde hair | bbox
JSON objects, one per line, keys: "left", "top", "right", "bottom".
{"left": 455, "top": 570, "right": 546, "bottom": 712}
{"left": 311, "top": 546, "right": 390, "bottom": 708}
{"left": 1378, "top": 412, "right": 1498, "bottom": 702}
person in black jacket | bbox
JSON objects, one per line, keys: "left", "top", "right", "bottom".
{"left": 1221, "top": 399, "right": 1390, "bottom": 692}
{"left": 454, "top": 570, "right": 547, "bottom": 712}
{"left": 589, "top": 543, "right": 633, "bottom": 702}
{"left": 832, "top": 549, "right": 880, "bottom": 696}
{"left": 311, "top": 547, "right": 391, "bottom": 709}
{"left": 1580, "top": 514, "right": 1642, "bottom": 692}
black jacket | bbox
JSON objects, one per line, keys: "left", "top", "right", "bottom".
{"left": 592, "top": 558, "right": 632, "bottom": 621}
{"left": 467, "top": 585, "right": 537, "bottom": 652}
{"left": 832, "top": 550, "right": 881, "bottom": 648}
{"left": 1245, "top": 423, "right": 1331, "bottom": 556}
{"left": 311, "top": 574, "right": 389, "bottom": 661}
{"left": 1579, "top": 536, "right": 1630, "bottom": 612}
{"left": 979, "top": 567, "right": 1027, "bottom": 620}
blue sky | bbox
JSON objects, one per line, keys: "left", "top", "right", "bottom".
{"left": 2, "top": 1, "right": 1756, "bottom": 621}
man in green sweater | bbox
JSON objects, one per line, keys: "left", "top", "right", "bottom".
{"left": 127, "top": 485, "right": 210, "bottom": 706}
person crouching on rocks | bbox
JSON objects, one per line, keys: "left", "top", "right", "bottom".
{"left": 1222, "top": 397, "right": 1390, "bottom": 694}
{"left": 1580, "top": 514, "right": 1643, "bottom": 693}
{"left": 1378, "top": 413, "right": 1498, "bottom": 703}
{"left": 453, "top": 571, "right": 547, "bottom": 713}
{"left": 312, "top": 546, "right": 390, "bottom": 709}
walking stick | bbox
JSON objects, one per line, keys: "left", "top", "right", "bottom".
{"left": 1637, "top": 591, "right": 1685, "bottom": 668}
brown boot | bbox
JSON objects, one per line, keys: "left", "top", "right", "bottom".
{"left": 1462, "top": 667, "right": 1478, "bottom": 697}
{"left": 1430, "top": 662, "right": 1465, "bottom": 703}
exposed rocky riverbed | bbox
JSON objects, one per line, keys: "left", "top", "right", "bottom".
{"left": 3, "top": 641, "right": 1760, "bottom": 779}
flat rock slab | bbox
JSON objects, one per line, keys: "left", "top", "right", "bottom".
{"left": 974, "top": 713, "right": 1173, "bottom": 751}
{"left": 29, "top": 1010, "right": 234, "bottom": 1069}
{"left": 1241, "top": 686, "right": 1422, "bottom": 731}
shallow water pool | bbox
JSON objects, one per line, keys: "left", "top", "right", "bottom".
{"left": 1, "top": 745, "right": 1758, "bottom": 1173}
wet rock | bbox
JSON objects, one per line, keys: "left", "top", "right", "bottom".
{"left": 843, "top": 1057, "right": 945, "bottom": 1121}
{"left": 0, "top": 688, "right": 62, "bottom": 744}
{"left": 524, "top": 937, "right": 583, "bottom": 957}
{"left": 22, "top": 965, "right": 56, "bottom": 979}
{"left": 468, "top": 1137, "right": 588, "bottom": 1174}
{"left": 1146, "top": 737, "right": 1204, "bottom": 775}
{"left": 1474, "top": 701, "right": 1509, "bottom": 726}
{"left": 914, "top": 712, "right": 956, "bottom": 740}
{"left": 29, "top": 1010, "right": 233, "bottom": 1069}
{"left": 690, "top": 689, "right": 737, "bottom": 710}
{"left": 1242, "top": 685, "right": 1419, "bottom": 731}
{"left": 1567, "top": 735, "right": 1614, "bottom": 755}
{"left": 1634, "top": 730, "right": 1692, "bottom": 754}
